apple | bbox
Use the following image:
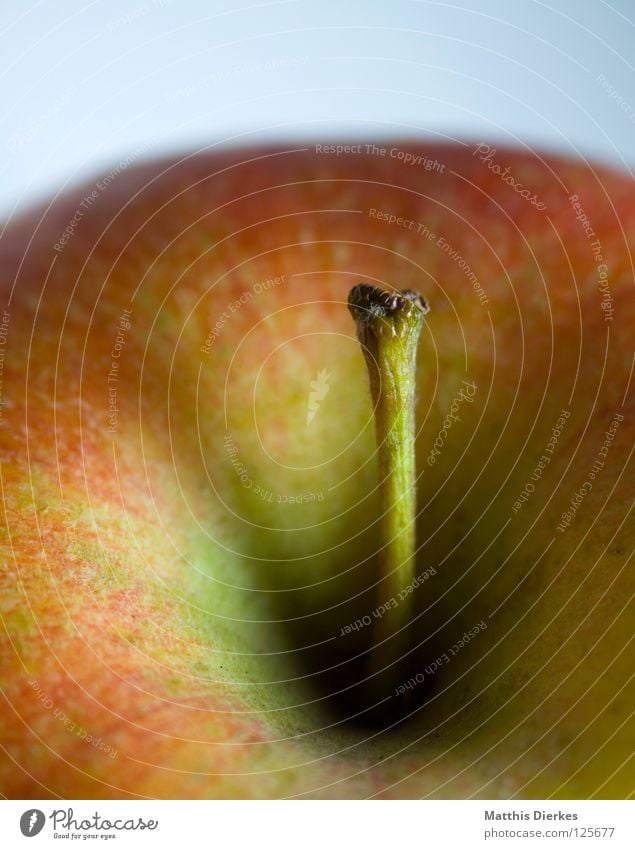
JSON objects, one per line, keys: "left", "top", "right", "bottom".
{"left": 0, "top": 141, "right": 632, "bottom": 799}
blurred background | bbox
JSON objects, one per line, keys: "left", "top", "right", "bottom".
{"left": 1, "top": 0, "right": 633, "bottom": 216}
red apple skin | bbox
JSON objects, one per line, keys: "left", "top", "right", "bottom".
{"left": 0, "top": 142, "right": 633, "bottom": 799}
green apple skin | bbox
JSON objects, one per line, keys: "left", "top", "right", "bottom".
{"left": 0, "top": 142, "right": 633, "bottom": 799}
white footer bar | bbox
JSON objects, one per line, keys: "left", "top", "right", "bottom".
{"left": 1, "top": 800, "right": 633, "bottom": 848}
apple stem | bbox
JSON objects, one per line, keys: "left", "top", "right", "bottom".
{"left": 348, "top": 284, "right": 429, "bottom": 695}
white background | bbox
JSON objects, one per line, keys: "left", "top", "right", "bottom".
{"left": 1, "top": 800, "right": 634, "bottom": 848}
{"left": 1, "top": 0, "right": 634, "bottom": 216}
